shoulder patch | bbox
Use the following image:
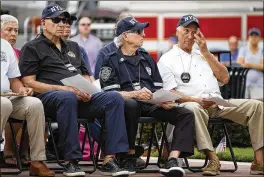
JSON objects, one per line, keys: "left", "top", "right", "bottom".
{"left": 100, "top": 67, "right": 112, "bottom": 82}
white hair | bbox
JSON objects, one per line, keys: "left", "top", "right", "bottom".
{"left": 114, "top": 34, "right": 124, "bottom": 48}
{"left": 1, "top": 15, "right": 19, "bottom": 30}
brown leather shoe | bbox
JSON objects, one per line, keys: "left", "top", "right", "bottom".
{"left": 29, "top": 161, "right": 55, "bottom": 177}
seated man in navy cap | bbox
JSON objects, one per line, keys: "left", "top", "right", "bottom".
{"left": 158, "top": 14, "right": 263, "bottom": 176}
{"left": 100, "top": 17, "right": 195, "bottom": 177}
{"left": 94, "top": 12, "right": 148, "bottom": 80}
{"left": 19, "top": 3, "right": 131, "bottom": 177}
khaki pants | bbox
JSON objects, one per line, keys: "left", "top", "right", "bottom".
{"left": 166, "top": 99, "right": 263, "bottom": 152}
{"left": 0, "top": 96, "right": 46, "bottom": 161}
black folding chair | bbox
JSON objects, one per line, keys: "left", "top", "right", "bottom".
{"left": 46, "top": 117, "right": 97, "bottom": 174}
{"left": 0, "top": 118, "right": 26, "bottom": 175}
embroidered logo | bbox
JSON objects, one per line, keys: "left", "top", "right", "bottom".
{"left": 67, "top": 51, "right": 76, "bottom": 58}
{"left": 145, "top": 66, "right": 151, "bottom": 75}
{"left": 1, "top": 51, "right": 7, "bottom": 62}
{"left": 100, "top": 67, "right": 112, "bottom": 82}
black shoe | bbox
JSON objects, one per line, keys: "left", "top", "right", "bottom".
{"left": 101, "top": 158, "right": 129, "bottom": 177}
{"left": 135, "top": 157, "right": 145, "bottom": 170}
{"left": 121, "top": 158, "right": 136, "bottom": 175}
{"left": 160, "top": 158, "right": 185, "bottom": 177}
{"left": 63, "top": 161, "right": 85, "bottom": 177}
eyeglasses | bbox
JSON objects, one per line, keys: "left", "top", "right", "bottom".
{"left": 126, "top": 29, "right": 144, "bottom": 35}
{"left": 66, "top": 18, "right": 73, "bottom": 25}
{"left": 80, "top": 23, "right": 91, "bottom": 26}
{"left": 46, "top": 17, "right": 67, "bottom": 24}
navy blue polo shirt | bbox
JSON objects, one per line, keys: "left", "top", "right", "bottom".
{"left": 100, "top": 48, "right": 163, "bottom": 92}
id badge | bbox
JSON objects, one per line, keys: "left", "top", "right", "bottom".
{"left": 65, "top": 64, "right": 77, "bottom": 72}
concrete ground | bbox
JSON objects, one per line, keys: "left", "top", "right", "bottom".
{"left": 1, "top": 158, "right": 263, "bottom": 177}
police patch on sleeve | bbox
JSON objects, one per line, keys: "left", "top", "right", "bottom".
{"left": 145, "top": 66, "right": 151, "bottom": 75}
{"left": 100, "top": 67, "right": 112, "bottom": 82}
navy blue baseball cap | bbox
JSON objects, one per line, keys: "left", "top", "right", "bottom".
{"left": 177, "top": 14, "right": 200, "bottom": 28}
{"left": 116, "top": 17, "right": 149, "bottom": 36}
{"left": 248, "top": 28, "right": 261, "bottom": 36}
{"left": 41, "top": 3, "right": 70, "bottom": 19}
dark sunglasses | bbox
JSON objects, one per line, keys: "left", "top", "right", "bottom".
{"left": 46, "top": 17, "right": 67, "bottom": 24}
{"left": 127, "top": 29, "right": 144, "bottom": 35}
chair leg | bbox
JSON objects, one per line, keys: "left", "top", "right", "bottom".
{"left": 222, "top": 124, "right": 238, "bottom": 173}
{"left": 138, "top": 123, "right": 145, "bottom": 145}
{"left": 47, "top": 120, "right": 65, "bottom": 170}
{"left": 0, "top": 121, "right": 22, "bottom": 175}
{"left": 82, "top": 123, "right": 96, "bottom": 174}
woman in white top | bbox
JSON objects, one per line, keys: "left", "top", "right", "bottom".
{"left": 237, "top": 28, "right": 263, "bottom": 100}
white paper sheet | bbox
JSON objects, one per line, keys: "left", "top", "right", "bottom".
{"left": 140, "top": 89, "right": 181, "bottom": 104}
{"left": 61, "top": 74, "right": 101, "bottom": 95}
{"left": 92, "top": 79, "right": 101, "bottom": 90}
{"left": 204, "top": 97, "right": 238, "bottom": 107}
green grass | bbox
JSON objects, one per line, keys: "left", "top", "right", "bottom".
{"left": 151, "top": 147, "right": 254, "bottom": 162}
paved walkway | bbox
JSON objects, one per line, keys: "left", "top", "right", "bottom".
{"left": 1, "top": 158, "right": 263, "bottom": 177}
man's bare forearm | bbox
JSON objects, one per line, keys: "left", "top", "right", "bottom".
{"left": 22, "top": 78, "right": 63, "bottom": 93}
{"left": 9, "top": 78, "right": 24, "bottom": 93}
{"left": 203, "top": 52, "right": 230, "bottom": 84}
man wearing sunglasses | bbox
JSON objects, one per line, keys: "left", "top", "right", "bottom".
{"left": 71, "top": 17, "right": 103, "bottom": 75}
{"left": 100, "top": 17, "right": 195, "bottom": 177}
{"left": 19, "top": 3, "right": 131, "bottom": 177}
{"left": 94, "top": 13, "right": 148, "bottom": 80}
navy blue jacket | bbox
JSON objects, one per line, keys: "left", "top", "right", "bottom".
{"left": 100, "top": 48, "right": 163, "bottom": 93}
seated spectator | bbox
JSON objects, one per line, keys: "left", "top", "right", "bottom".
{"left": 237, "top": 28, "right": 263, "bottom": 100}
{"left": 1, "top": 14, "right": 30, "bottom": 166}
{"left": 219, "top": 35, "right": 240, "bottom": 66}
{"left": 100, "top": 17, "right": 195, "bottom": 177}
{"left": 1, "top": 38, "right": 55, "bottom": 177}
{"left": 19, "top": 3, "right": 130, "bottom": 177}
{"left": 158, "top": 14, "right": 263, "bottom": 176}
{"left": 94, "top": 12, "right": 149, "bottom": 80}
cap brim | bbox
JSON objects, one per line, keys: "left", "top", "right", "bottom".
{"left": 249, "top": 32, "right": 260, "bottom": 36}
{"left": 133, "top": 22, "right": 150, "bottom": 30}
{"left": 181, "top": 21, "right": 200, "bottom": 28}
{"left": 49, "top": 10, "right": 70, "bottom": 18}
